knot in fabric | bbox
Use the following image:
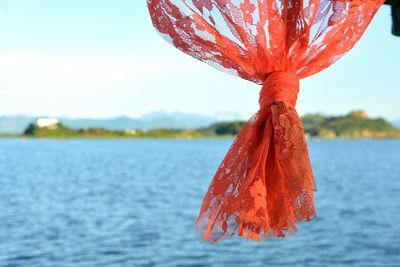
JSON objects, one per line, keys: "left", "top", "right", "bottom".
{"left": 259, "top": 72, "right": 300, "bottom": 108}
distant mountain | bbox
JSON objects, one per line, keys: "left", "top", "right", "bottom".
{"left": 0, "top": 116, "right": 36, "bottom": 134}
{"left": 22, "top": 110, "right": 400, "bottom": 139}
{"left": 2, "top": 111, "right": 399, "bottom": 137}
{"left": 0, "top": 112, "right": 218, "bottom": 134}
{"left": 392, "top": 119, "right": 400, "bottom": 129}
{"left": 61, "top": 116, "right": 142, "bottom": 131}
{"left": 62, "top": 112, "right": 217, "bottom": 131}
{"left": 139, "top": 111, "right": 218, "bottom": 129}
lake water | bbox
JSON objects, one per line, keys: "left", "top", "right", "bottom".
{"left": 0, "top": 139, "right": 399, "bottom": 267}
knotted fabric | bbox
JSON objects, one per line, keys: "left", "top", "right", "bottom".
{"left": 147, "top": 0, "right": 384, "bottom": 242}
{"left": 260, "top": 72, "right": 300, "bottom": 108}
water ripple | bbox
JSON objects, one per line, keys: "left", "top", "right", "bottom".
{"left": 0, "top": 139, "right": 399, "bottom": 267}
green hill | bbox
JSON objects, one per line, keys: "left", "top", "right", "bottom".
{"left": 201, "top": 110, "right": 400, "bottom": 139}
{"left": 198, "top": 121, "right": 245, "bottom": 136}
{"left": 303, "top": 111, "right": 400, "bottom": 138}
{"left": 23, "top": 123, "right": 205, "bottom": 139}
{"left": 19, "top": 110, "right": 400, "bottom": 139}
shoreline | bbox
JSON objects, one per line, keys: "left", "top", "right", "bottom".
{"left": 1, "top": 136, "right": 400, "bottom": 140}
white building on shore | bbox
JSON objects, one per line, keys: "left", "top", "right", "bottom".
{"left": 35, "top": 118, "right": 59, "bottom": 128}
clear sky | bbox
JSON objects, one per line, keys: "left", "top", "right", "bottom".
{"left": 0, "top": 1, "right": 399, "bottom": 120}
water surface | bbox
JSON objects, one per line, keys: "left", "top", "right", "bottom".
{"left": 0, "top": 139, "right": 399, "bottom": 267}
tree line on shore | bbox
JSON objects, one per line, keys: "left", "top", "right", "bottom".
{"left": 10, "top": 110, "right": 400, "bottom": 139}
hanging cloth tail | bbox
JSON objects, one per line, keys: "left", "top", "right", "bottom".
{"left": 196, "top": 72, "right": 316, "bottom": 242}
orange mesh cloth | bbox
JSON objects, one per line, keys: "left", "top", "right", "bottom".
{"left": 147, "top": 0, "right": 384, "bottom": 242}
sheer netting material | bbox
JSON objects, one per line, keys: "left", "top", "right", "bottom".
{"left": 147, "top": 0, "right": 384, "bottom": 242}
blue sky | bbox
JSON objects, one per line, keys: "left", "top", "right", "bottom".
{"left": 0, "top": 1, "right": 399, "bottom": 120}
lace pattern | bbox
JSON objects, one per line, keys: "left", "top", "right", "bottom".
{"left": 196, "top": 101, "right": 316, "bottom": 241}
{"left": 147, "top": 0, "right": 384, "bottom": 242}
{"left": 147, "top": 0, "right": 383, "bottom": 83}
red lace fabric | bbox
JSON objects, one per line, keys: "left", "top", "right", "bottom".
{"left": 147, "top": 0, "right": 384, "bottom": 242}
